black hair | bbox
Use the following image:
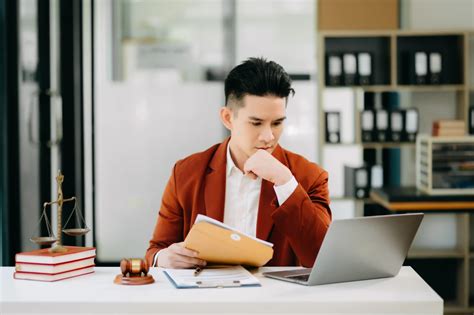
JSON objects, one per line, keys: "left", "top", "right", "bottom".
{"left": 224, "top": 57, "right": 295, "bottom": 107}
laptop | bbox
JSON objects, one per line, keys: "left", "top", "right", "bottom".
{"left": 263, "top": 213, "right": 423, "bottom": 285}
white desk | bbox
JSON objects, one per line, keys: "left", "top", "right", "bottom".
{"left": 0, "top": 266, "right": 442, "bottom": 314}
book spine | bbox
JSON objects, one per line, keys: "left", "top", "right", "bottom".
{"left": 14, "top": 270, "right": 95, "bottom": 282}
{"left": 15, "top": 255, "right": 96, "bottom": 266}
{"left": 14, "top": 264, "right": 95, "bottom": 276}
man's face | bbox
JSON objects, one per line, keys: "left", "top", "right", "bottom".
{"left": 222, "top": 94, "right": 287, "bottom": 162}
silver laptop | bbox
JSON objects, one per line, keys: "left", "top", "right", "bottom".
{"left": 263, "top": 213, "right": 423, "bottom": 285}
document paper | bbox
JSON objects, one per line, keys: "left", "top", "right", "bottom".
{"left": 163, "top": 265, "right": 261, "bottom": 288}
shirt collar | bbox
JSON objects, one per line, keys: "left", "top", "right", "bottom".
{"left": 226, "top": 143, "right": 240, "bottom": 176}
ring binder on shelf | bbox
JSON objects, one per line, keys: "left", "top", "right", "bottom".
{"left": 390, "top": 110, "right": 404, "bottom": 142}
{"left": 344, "top": 165, "right": 370, "bottom": 199}
{"left": 325, "top": 111, "right": 341, "bottom": 144}
{"left": 361, "top": 110, "right": 375, "bottom": 142}
{"left": 343, "top": 53, "right": 357, "bottom": 86}
{"left": 327, "top": 54, "right": 342, "bottom": 86}
{"left": 414, "top": 52, "right": 428, "bottom": 84}
{"left": 429, "top": 52, "right": 442, "bottom": 84}
{"left": 357, "top": 52, "right": 372, "bottom": 85}
{"left": 404, "top": 109, "right": 419, "bottom": 142}
{"left": 376, "top": 110, "right": 389, "bottom": 142}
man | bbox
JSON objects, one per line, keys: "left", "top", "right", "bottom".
{"left": 146, "top": 57, "right": 331, "bottom": 269}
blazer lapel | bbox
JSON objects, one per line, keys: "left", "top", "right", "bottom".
{"left": 256, "top": 144, "right": 288, "bottom": 241}
{"left": 204, "top": 138, "right": 229, "bottom": 222}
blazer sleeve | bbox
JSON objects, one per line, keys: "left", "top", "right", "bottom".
{"left": 145, "top": 163, "right": 184, "bottom": 267}
{"left": 271, "top": 169, "right": 331, "bottom": 267}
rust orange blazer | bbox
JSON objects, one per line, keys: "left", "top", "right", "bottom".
{"left": 146, "top": 138, "right": 332, "bottom": 268}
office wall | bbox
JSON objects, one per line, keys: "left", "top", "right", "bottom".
{"left": 91, "top": 0, "right": 318, "bottom": 261}
{"left": 237, "top": 0, "right": 318, "bottom": 163}
{"left": 400, "top": 0, "right": 474, "bottom": 30}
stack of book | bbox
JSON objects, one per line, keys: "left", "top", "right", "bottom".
{"left": 432, "top": 120, "right": 465, "bottom": 137}
{"left": 14, "top": 246, "right": 96, "bottom": 282}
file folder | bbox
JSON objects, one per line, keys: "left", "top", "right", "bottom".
{"left": 163, "top": 265, "right": 261, "bottom": 289}
{"left": 357, "top": 52, "right": 372, "bottom": 85}
{"left": 326, "top": 54, "right": 342, "bottom": 86}
{"left": 414, "top": 52, "right": 428, "bottom": 84}
{"left": 325, "top": 111, "right": 341, "bottom": 144}
{"left": 344, "top": 165, "right": 370, "bottom": 199}
{"left": 376, "top": 110, "right": 389, "bottom": 142}
{"left": 429, "top": 52, "right": 442, "bottom": 84}
{"left": 343, "top": 53, "right": 357, "bottom": 86}
{"left": 390, "top": 110, "right": 404, "bottom": 142}
{"left": 403, "top": 109, "right": 419, "bottom": 142}
{"left": 184, "top": 215, "right": 273, "bottom": 267}
{"left": 361, "top": 110, "right": 375, "bottom": 142}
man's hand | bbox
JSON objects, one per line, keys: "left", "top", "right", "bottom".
{"left": 157, "top": 242, "right": 207, "bottom": 269}
{"left": 243, "top": 149, "right": 292, "bottom": 185}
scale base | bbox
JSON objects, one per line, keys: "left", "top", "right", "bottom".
{"left": 49, "top": 245, "right": 68, "bottom": 253}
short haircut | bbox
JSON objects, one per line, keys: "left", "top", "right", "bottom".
{"left": 224, "top": 57, "right": 295, "bottom": 109}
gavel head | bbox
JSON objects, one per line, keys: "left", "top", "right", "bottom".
{"left": 120, "top": 258, "right": 149, "bottom": 277}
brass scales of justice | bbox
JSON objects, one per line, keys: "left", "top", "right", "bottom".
{"left": 30, "top": 170, "right": 90, "bottom": 253}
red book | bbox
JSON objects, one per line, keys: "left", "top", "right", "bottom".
{"left": 15, "top": 256, "right": 95, "bottom": 274}
{"left": 15, "top": 246, "right": 96, "bottom": 264}
{"left": 14, "top": 266, "right": 95, "bottom": 282}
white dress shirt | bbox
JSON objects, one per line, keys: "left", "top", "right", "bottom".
{"left": 223, "top": 144, "right": 298, "bottom": 236}
{"left": 154, "top": 144, "right": 298, "bottom": 266}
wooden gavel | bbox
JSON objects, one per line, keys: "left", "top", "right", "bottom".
{"left": 120, "top": 258, "right": 149, "bottom": 277}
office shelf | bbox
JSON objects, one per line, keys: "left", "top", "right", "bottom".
{"left": 361, "top": 142, "right": 416, "bottom": 149}
{"left": 445, "top": 303, "right": 468, "bottom": 314}
{"left": 408, "top": 249, "right": 465, "bottom": 259}
{"left": 324, "top": 142, "right": 416, "bottom": 149}
{"left": 396, "top": 85, "right": 466, "bottom": 92}
{"left": 329, "top": 196, "right": 374, "bottom": 204}
{"left": 324, "top": 84, "right": 465, "bottom": 92}
{"left": 318, "top": 29, "right": 474, "bottom": 314}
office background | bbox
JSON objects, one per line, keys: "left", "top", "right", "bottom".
{"left": 1, "top": 0, "right": 474, "bottom": 313}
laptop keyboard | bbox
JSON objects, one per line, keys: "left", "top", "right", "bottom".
{"left": 287, "top": 274, "right": 310, "bottom": 282}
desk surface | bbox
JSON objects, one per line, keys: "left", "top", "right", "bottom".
{"left": 1, "top": 266, "right": 442, "bottom": 314}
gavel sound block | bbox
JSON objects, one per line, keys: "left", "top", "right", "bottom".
{"left": 114, "top": 258, "right": 155, "bottom": 285}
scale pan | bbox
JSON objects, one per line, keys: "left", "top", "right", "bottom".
{"left": 30, "top": 236, "right": 58, "bottom": 245}
{"left": 62, "top": 228, "right": 90, "bottom": 236}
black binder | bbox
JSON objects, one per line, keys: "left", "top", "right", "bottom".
{"left": 429, "top": 52, "right": 442, "bottom": 84}
{"left": 361, "top": 110, "right": 375, "bottom": 142}
{"left": 343, "top": 53, "right": 357, "bottom": 86}
{"left": 325, "top": 111, "right": 341, "bottom": 144}
{"left": 414, "top": 52, "right": 428, "bottom": 85}
{"left": 403, "top": 108, "right": 419, "bottom": 142}
{"left": 326, "top": 54, "right": 342, "bottom": 86}
{"left": 375, "top": 110, "right": 389, "bottom": 142}
{"left": 357, "top": 52, "right": 372, "bottom": 85}
{"left": 389, "top": 110, "right": 404, "bottom": 142}
{"left": 344, "top": 165, "right": 370, "bottom": 199}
